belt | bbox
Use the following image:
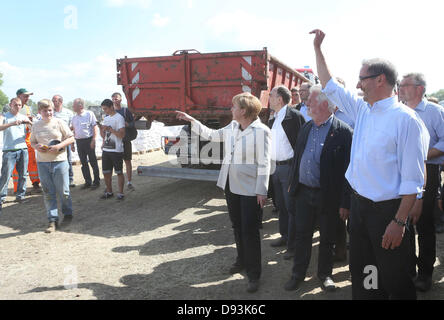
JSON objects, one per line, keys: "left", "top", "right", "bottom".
{"left": 3, "top": 148, "right": 27, "bottom": 152}
{"left": 275, "top": 159, "right": 292, "bottom": 166}
{"left": 352, "top": 189, "right": 400, "bottom": 206}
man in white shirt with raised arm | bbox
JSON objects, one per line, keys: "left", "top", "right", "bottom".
{"left": 310, "top": 29, "right": 429, "bottom": 300}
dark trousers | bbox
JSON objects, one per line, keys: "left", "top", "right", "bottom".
{"left": 408, "top": 163, "right": 438, "bottom": 278}
{"left": 349, "top": 193, "right": 416, "bottom": 300}
{"left": 335, "top": 217, "right": 347, "bottom": 258}
{"left": 67, "top": 145, "right": 74, "bottom": 184}
{"left": 76, "top": 137, "right": 100, "bottom": 185}
{"left": 225, "top": 180, "right": 261, "bottom": 281}
{"left": 291, "top": 185, "right": 337, "bottom": 280}
{"left": 272, "top": 163, "right": 295, "bottom": 248}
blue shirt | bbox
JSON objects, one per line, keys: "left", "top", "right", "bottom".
{"left": 299, "top": 103, "right": 312, "bottom": 122}
{"left": 323, "top": 78, "right": 429, "bottom": 202}
{"left": 2, "top": 112, "right": 28, "bottom": 151}
{"left": 412, "top": 98, "right": 444, "bottom": 165}
{"left": 299, "top": 116, "right": 333, "bottom": 188}
{"left": 54, "top": 107, "right": 74, "bottom": 126}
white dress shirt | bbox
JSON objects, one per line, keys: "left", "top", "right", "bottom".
{"left": 323, "top": 78, "right": 430, "bottom": 202}
{"left": 271, "top": 105, "right": 294, "bottom": 161}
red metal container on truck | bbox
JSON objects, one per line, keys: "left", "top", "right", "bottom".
{"left": 117, "top": 48, "right": 309, "bottom": 129}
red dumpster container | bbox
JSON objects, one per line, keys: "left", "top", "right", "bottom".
{"left": 117, "top": 48, "right": 310, "bottom": 129}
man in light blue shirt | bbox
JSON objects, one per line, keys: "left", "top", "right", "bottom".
{"left": 0, "top": 98, "right": 32, "bottom": 206}
{"left": 299, "top": 82, "right": 313, "bottom": 122}
{"left": 399, "top": 73, "right": 444, "bottom": 292}
{"left": 311, "top": 29, "right": 429, "bottom": 300}
{"left": 53, "top": 95, "right": 75, "bottom": 187}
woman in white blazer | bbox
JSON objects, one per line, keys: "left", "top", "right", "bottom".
{"left": 176, "top": 92, "right": 271, "bottom": 293}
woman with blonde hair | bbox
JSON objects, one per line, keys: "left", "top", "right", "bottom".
{"left": 176, "top": 92, "right": 271, "bottom": 293}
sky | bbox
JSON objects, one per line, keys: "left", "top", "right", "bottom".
{"left": 1, "top": 0, "right": 443, "bottom": 105}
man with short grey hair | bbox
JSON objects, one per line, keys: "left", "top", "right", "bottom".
{"left": 71, "top": 98, "right": 100, "bottom": 189}
{"left": 399, "top": 72, "right": 444, "bottom": 292}
{"left": 53, "top": 94, "right": 75, "bottom": 188}
{"left": 268, "top": 85, "right": 305, "bottom": 259}
{"left": 311, "top": 29, "right": 429, "bottom": 300}
{"left": 285, "top": 85, "right": 352, "bottom": 292}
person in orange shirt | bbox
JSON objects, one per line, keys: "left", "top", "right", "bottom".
{"left": 12, "top": 88, "right": 40, "bottom": 192}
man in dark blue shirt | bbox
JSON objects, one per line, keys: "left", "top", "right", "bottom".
{"left": 285, "top": 85, "right": 352, "bottom": 292}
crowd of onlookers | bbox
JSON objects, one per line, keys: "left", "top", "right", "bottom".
{"left": 0, "top": 90, "right": 136, "bottom": 233}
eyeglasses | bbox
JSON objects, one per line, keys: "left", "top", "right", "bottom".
{"left": 359, "top": 73, "right": 382, "bottom": 81}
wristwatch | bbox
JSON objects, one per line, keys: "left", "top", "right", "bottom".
{"left": 393, "top": 217, "right": 407, "bottom": 227}
{"left": 416, "top": 191, "right": 424, "bottom": 200}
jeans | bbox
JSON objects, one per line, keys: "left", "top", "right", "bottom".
{"left": 37, "top": 161, "right": 73, "bottom": 222}
{"left": 0, "top": 149, "right": 28, "bottom": 202}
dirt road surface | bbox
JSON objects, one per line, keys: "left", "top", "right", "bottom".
{"left": 0, "top": 151, "right": 443, "bottom": 300}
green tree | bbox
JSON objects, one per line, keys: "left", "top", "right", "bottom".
{"left": 0, "top": 72, "right": 9, "bottom": 112}
{"left": 429, "top": 89, "right": 444, "bottom": 102}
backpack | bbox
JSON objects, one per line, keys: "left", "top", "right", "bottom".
{"left": 123, "top": 108, "right": 138, "bottom": 141}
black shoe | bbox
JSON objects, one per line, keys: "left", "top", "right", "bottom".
{"left": 414, "top": 275, "right": 432, "bottom": 292}
{"left": 320, "top": 276, "right": 336, "bottom": 292}
{"left": 284, "top": 276, "right": 303, "bottom": 291}
{"left": 246, "top": 280, "right": 259, "bottom": 293}
{"left": 91, "top": 182, "right": 100, "bottom": 190}
{"left": 70, "top": 182, "right": 76, "bottom": 188}
{"left": 283, "top": 250, "right": 295, "bottom": 260}
{"left": 81, "top": 183, "right": 92, "bottom": 190}
{"left": 229, "top": 263, "right": 244, "bottom": 275}
{"left": 436, "top": 224, "right": 444, "bottom": 234}
{"left": 271, "top": 237, "right": 287, "bottom": 247}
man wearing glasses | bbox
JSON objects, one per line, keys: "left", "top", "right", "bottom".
{"left": 298, "top": 83, "right": 313, "bottom": 121}
{"left": 310, "top": 29, "right": 429, "bottom": 300}
{"left": 399, "top": 73, "right": 444, "bottom": 293}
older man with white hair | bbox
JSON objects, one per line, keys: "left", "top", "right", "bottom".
{"left": 284, "top": 85, "right": 353, "bottom": 292}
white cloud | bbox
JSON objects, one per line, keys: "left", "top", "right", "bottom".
{"left": 104, "top": 0, "right": 152, "bottom": 9}
{"left": 0, "top": 54, "right": 123, "bottom": 104}
{"left": 152, "top": 13, "right": 170, "bottom": 27}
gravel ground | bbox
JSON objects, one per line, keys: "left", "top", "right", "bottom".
{"left": 0, "top": 150, "right": 443, "bottom": 300}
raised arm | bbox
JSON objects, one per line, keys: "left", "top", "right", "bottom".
{"left": 309, "top": 29, "right": 333, "bottom": 88}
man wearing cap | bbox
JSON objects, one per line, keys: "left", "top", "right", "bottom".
{"left": 12, "top": 88, "right": 40, "bottom": 192}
